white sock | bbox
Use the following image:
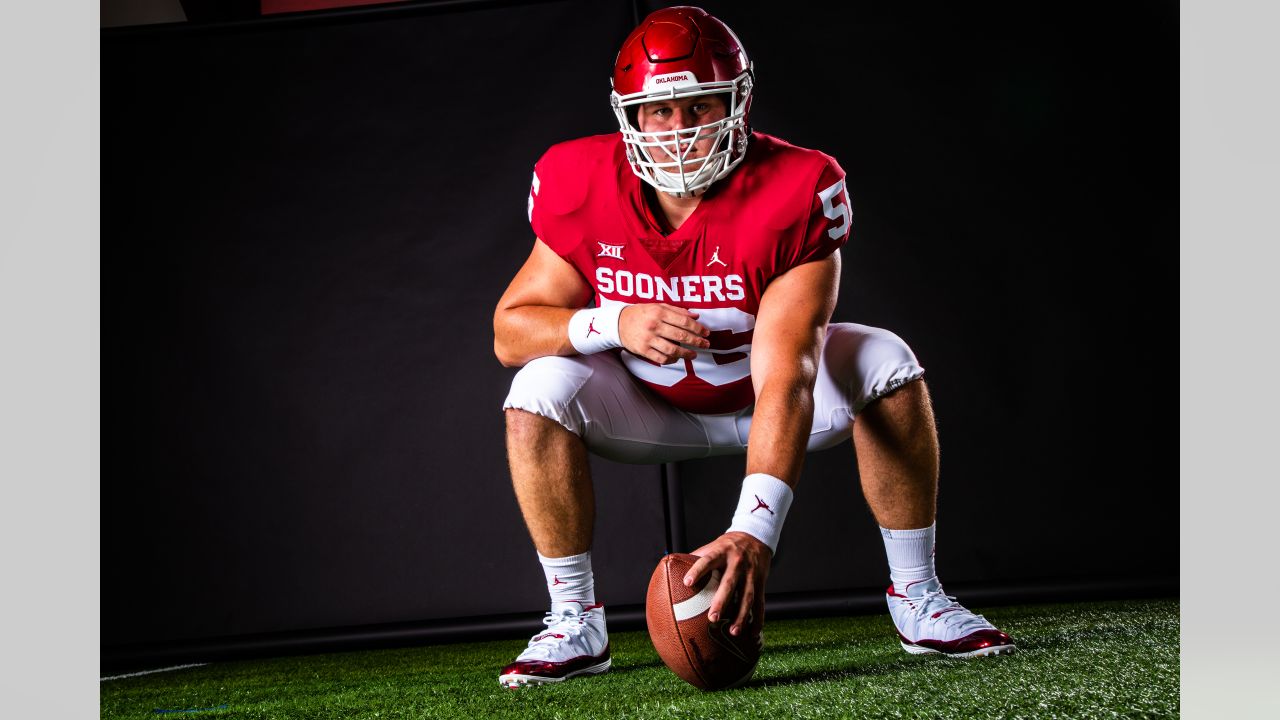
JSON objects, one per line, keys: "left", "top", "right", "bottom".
{"left": 538, "top": 550, "right": 598, "bottom": 614}
{"left": 880, "top": 524, "right": 938, "bottom": 596}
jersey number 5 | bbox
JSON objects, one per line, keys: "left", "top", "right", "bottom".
{"left": 818, "top": 178, "right": 851, "bottom": 240}
{"left": 619, "top": 306, "right": 756, "bottom": 388}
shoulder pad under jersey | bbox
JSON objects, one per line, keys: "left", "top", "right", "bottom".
{"left": 747, "top": 135, "right": 842, "bottom": 231}
{"left": 531, "top": 134, "right": 617, "bottom": 217}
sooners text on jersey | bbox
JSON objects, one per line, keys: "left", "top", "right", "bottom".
{"left": 529, "top": 132, "right": 851, "bottom": 414}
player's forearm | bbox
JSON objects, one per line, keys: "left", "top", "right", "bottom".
{"left": 493, "top": 305, "right": 578, "bottom": 368}
{"left": 725, "top": 370, "right": 815, "bottom": 555}
{"left": 744, "top": 371, "right": 817, "bottom": 488}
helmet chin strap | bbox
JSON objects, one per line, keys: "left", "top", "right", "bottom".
{"left": 651, "top": 165, "right": 708, "bottom": 198}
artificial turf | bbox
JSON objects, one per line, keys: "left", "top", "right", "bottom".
{"left": 101, "top": 598, "right": 1178, "bottom": 719}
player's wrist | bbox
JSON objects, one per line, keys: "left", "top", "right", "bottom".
{"left": 568, "top": 304, "right": 625, "bottom": 354}
{"left": 725, "top": 473, "right": 794, "bottom": 554}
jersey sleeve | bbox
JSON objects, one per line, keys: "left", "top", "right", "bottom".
{"left": 526, "top": 140, "right": 592, "bottom": 258}
{"left": 527, "top": 152, "right": 558, "bottom": 252}
{"left": 527, "top": 164, "right": 544, "bottom": 238}
{"left": 786, "top": 158, "right": 852, "bottom": 269}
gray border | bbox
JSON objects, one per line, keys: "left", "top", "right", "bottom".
{"left": 3, "top": 1, "right": 99, "bottom": 715}
{"left": 1181, "top": 1, "right": 1280, "bottom": 717}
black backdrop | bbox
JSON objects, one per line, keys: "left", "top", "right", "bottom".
{"left": 103, "top": 0, "right": 1176, "bottom": 661}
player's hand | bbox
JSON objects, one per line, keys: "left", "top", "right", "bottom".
{"left": 618, "top": 303, "right": 710, "bottom": 365}
{"left": 684, "top": 531, "right": 771, "bottom": 637}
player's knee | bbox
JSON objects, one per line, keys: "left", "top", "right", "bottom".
{"left": 502, "top": 356, "right": 591, "bottom": 436}
{"left": 859, "top": 326, "right": 919, "bottom": 371}
{"left": 827, "top": 323, "right": 925, "bottom": 412}
{"left": 505, "top": 356, "right": 586, "bottom": 406}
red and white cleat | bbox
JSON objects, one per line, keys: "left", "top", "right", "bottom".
{"left": 499, "top": 604, "right": 611, "bottom": 688}
{"left": 886, "top": 579, "right": 1016, "bottom": 658}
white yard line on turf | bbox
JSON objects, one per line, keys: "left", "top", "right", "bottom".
{"left": 100, "top": 663, "right": 207, "bottom": 681}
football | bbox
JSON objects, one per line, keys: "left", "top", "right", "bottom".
{"left": 645, "top": 552, "right": 764, "bottom": 690}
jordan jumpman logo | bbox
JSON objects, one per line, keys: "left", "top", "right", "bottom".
{"left": 751, "top": 495, "right": 775, "bottom": 515}
{"left": 551, "top": 575, "right": 566, "bottom": 586}
{"left": 707, "top": 246, "right": 727, "bottom": 267}
{"left": 586, "top": 318, "right": 600, "bottom": 337}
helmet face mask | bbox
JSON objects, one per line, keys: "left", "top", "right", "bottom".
{"left": 610, "top": 7, "right": 754, "bottom": 198}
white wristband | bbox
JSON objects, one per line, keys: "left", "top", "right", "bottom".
{"left": 726, "top": 473, "right": 794, "bottom": 554}
{"left": 567, "top": 304, "right": 625, "bottom": 355}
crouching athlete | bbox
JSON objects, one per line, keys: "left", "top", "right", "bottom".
{"left": 491, "top": 5, "right": 1015, "bottom": 688}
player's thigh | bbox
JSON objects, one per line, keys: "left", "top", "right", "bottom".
{"left": 807, "top": 322, "right": 926, "bottom": 451}
{"left": 503, "top": 352, "right": 714, "bottom": 464}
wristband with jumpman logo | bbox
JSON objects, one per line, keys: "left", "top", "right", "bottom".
{"left": 568, "top": 304, "right": 625, "bottom": 354}
{"left": 725, "top": 473, "right": 794, "bottom": 554}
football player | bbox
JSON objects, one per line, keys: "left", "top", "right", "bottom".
{"left": 493, "top": 5, "right": 1015, "bottom": 688}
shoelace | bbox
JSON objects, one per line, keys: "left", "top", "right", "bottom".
{"left": 906, "top": 591, "right": 991, "bottom": 634}
{"left": 518, "top": 610, "right": 598, "bottom": 659}
{"left": 533, "top": 610, "right": 589, "bottom": 642}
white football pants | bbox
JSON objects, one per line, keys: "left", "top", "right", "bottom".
{"left": 502, "top": 322, "right": 924, "bottom": 464}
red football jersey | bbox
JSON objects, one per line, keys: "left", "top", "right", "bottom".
{"left": 528, "top": 132, "right": 851, "bottom": 414}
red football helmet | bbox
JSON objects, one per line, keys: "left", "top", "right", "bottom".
{"left": 610, "top": 6, "right": 754, "bottom": 197}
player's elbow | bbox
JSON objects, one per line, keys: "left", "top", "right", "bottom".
{"left": 494, "top": 342, "right": 526, "bottom": 369}
{"left": 493, "top": 327, "right": 527, "bottom": 368}
{"left": 783, "top": 365, "right": 819, "bottom": 398}
{"left": 752, "top": 357, "right": 819, "bottom": 402}
{"left": 493, "top": 311, "right": 523, "bottom": 368}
